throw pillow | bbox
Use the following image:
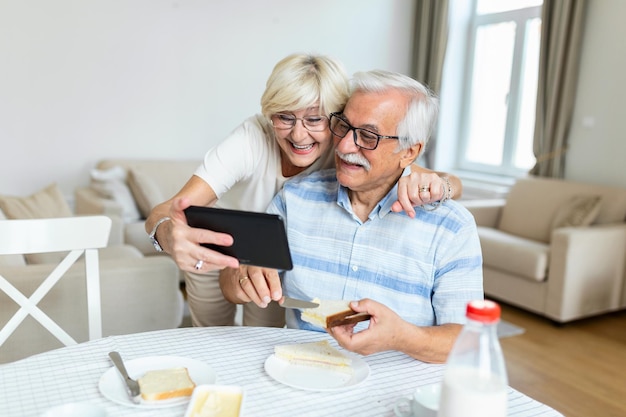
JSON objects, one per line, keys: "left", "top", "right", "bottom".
{"left": 127, "top": 168, "right": 164, "bottom": 219}
{"left": 0, "top": 183, "right": 73, "bottom": 219}
{"left": 551, "top": 195, "right": 602, "bottom": 230}
{"left": 90, "top": 166, "right": 141, "bottom": 223}
{"left": 0, "top": 183, "right": 73, "bottom": 264}
{"left": 0, "top": 208, "right": 26, "bottom": 267}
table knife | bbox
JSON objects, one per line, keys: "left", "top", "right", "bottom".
{"left": 109, "top": 351, "right": 141, "bottom": 403}
{"left": 280, "top": 296, "right": 319, "bottom": 309}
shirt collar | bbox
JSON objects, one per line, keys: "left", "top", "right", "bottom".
{"left": 336, "top": 166, "right": 412, "bottom": 221}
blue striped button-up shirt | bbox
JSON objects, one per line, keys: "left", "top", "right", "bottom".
{"left": 268, "top": 167, "right": 483, "bottom": 332}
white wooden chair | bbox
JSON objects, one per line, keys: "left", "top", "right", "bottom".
{"left": 0, "top": 216, "right": 111, "bottom": 347}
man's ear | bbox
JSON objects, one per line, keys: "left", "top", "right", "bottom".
{"left": 399, "top": 143, "right": 422, "bottom": 168}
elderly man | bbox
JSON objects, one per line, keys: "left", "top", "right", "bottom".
{"left": 220, "top": 70, "right": 483, "bottom": 363}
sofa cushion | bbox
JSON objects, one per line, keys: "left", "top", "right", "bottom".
{"left": 0, "top": 183, "right": 72, "bottom": 220}
{"left": 60, "top": 245, "right": 143, "bottom": 267}
{"left": 0, "top": 184, "right": 73, "bottom": 264}
{"left": 0, "top": 255, "right": 183, "bottom": 362}
{"left": 90, "top": 166, "right": 141, "bottom": 223}
{"left": 0, "top": 209, "right": 26, "bottom": 267}
{"left": 498, "top": 176, "right": 626, "bottom": 243}
{"left": 98, "top": 244, "right": 144, "bottom": 261}
{"left": 128, "top": 168, "right": 164, "bottom": 218}
{"left": 551, "top": 195, "right": 602, "bottom": 230}
{"left": 124, "top": 221, "right": 157, "bottom": 256}
{"left": 97, "top": 159, "right": 197, "bottom": 200}
{"left": 478, "top": 226, "right": 550, "bottom": 282}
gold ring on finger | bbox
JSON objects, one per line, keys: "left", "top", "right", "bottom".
{"left": 239, "top": 276, "right": 250, "bottom": 285}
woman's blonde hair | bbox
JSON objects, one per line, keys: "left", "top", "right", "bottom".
{"left": 261, "top": 53, "right": 349, "bottom": 119}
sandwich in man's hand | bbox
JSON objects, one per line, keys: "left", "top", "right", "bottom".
{"left": 301, "top": 298, "right": 371, "bottom": 328}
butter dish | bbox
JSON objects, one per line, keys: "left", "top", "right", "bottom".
{"left": 184, "top": 384, "right": 244, "bottom": 417}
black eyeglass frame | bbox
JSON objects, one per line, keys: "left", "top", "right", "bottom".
{"left": 329, "top": 112, "right": 401, "bottom": 150}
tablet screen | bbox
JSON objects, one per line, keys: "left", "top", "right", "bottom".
{"left": 184, "top": 206, "right": 293, "bottom": 270}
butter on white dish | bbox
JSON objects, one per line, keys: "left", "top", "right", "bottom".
{"left": 184, "top": 385, "right": 243, "bottom": 417}
{"left": 138, "top": 367, "right": 196, "bottom": 401}
{"left": 274, "top": 340, "right": 353, "bottom": 373}
{"left": 301, "top": 298, "right": 371, "bottom": 328}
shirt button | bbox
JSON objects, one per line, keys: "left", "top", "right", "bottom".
{"left": 351, "top": 265, "right": 359, "bottom": 272}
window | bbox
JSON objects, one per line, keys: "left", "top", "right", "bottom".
{"left": 456, "top": 0, "right": 542, "bottom": 176}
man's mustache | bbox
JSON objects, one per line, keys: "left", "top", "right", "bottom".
{"left": 335, "top": 149, "right": 371, "bottom": 171}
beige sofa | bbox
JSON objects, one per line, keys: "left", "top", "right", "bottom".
{"left": 463, "top": 176, "right": 626, "bottom": 323}
{"left": 0, "top": 185, "right": 185, "bottom": 362}
{"left": 0, "top": 242, "right": 184, "bottom": 363}
{"left": 75, "top": 159, "right": 200, "bottom": 258}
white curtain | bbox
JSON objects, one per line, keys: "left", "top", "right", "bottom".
{"left": 530, "top": 0, "right": 587, "bottom": 178}
{"left": 412, "top": 0, "right": 449, "bottom": 169}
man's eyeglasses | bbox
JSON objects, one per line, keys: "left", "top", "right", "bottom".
{"left": 329, "top": 112, "right": 400, "bottom": 150}
{"left": 271, "top": 113, "right": 329, "bottom": 132}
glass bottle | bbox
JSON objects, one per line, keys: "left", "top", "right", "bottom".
{"left": 438, "top": 299, "right": 508, "bottom": 417}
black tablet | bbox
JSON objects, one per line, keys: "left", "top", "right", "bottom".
{"left": 184, "top": 206, "right": 293, "bottom": 270}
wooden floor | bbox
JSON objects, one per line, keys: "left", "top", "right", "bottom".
{"left": 499, "top": 303, "right": 626, "bottom": 417}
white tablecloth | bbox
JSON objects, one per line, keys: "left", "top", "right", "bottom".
{"left": 0, "top": 326, "right": 562, "bottom": 417}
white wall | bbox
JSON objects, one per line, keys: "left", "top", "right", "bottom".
{"left": 565, "top": 0, "right": 626, "bottom": 189}
{"left": 2, "top": 0, "right": 625, "bottom": 202}
{"left": 0, "top": 0, "right": 416, "bottom": 199}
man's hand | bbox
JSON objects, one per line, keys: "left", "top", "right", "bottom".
{"left": 327, "top": 299, "right": 406, "bottom": 356}
{"left": 327, "top": 298, "right": 462, "bottom": 363}
{"left": 219, "top": 265, "right": 282, "bottom": 307}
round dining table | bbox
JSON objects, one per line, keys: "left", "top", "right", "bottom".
{"left": 0, "top": 326, "right": 562, "bottom": 417}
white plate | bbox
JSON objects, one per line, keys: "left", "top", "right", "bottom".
{"left": 264, "top": 353, "right": 370, "bottom": 391}
{"left": 99, "top": 355, "right": 217, "bottom": 408}
{"left": 41, "top": 402, "right": 107, "bottom": 417}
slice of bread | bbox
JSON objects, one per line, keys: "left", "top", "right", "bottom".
{"left": 274, "top": 340, "right": 352, "bottom": 372}
{"left": 138, "top": 367, "right": 196, "bottom": 401}
{"left": 301, "top": 298, "right": 371, "bottom": 328}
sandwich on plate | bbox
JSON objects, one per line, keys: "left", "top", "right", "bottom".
{"left": 138, "top": 367, "right": 196, "bottom": 401}
{"left": 274, "top": 340, "right": 352, "bottom": 373}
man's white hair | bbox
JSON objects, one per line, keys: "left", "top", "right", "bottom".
{"left": 350, "top": 70, "right": 439, "bottom": 153}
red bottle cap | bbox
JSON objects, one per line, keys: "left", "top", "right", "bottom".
{"left": 466, "top": 300, "right": 501, "bottom": 323}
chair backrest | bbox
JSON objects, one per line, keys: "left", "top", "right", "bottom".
{"left": 0, "top": 216, "right": 111, "bottom": 350}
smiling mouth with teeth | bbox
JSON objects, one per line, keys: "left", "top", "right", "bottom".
{"left": 291, "top": 142, "right": 315, "bottom": 151}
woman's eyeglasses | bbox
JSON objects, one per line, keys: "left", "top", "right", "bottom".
{"left": 271, "top": 113, "right": 329, "bottom": 132}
